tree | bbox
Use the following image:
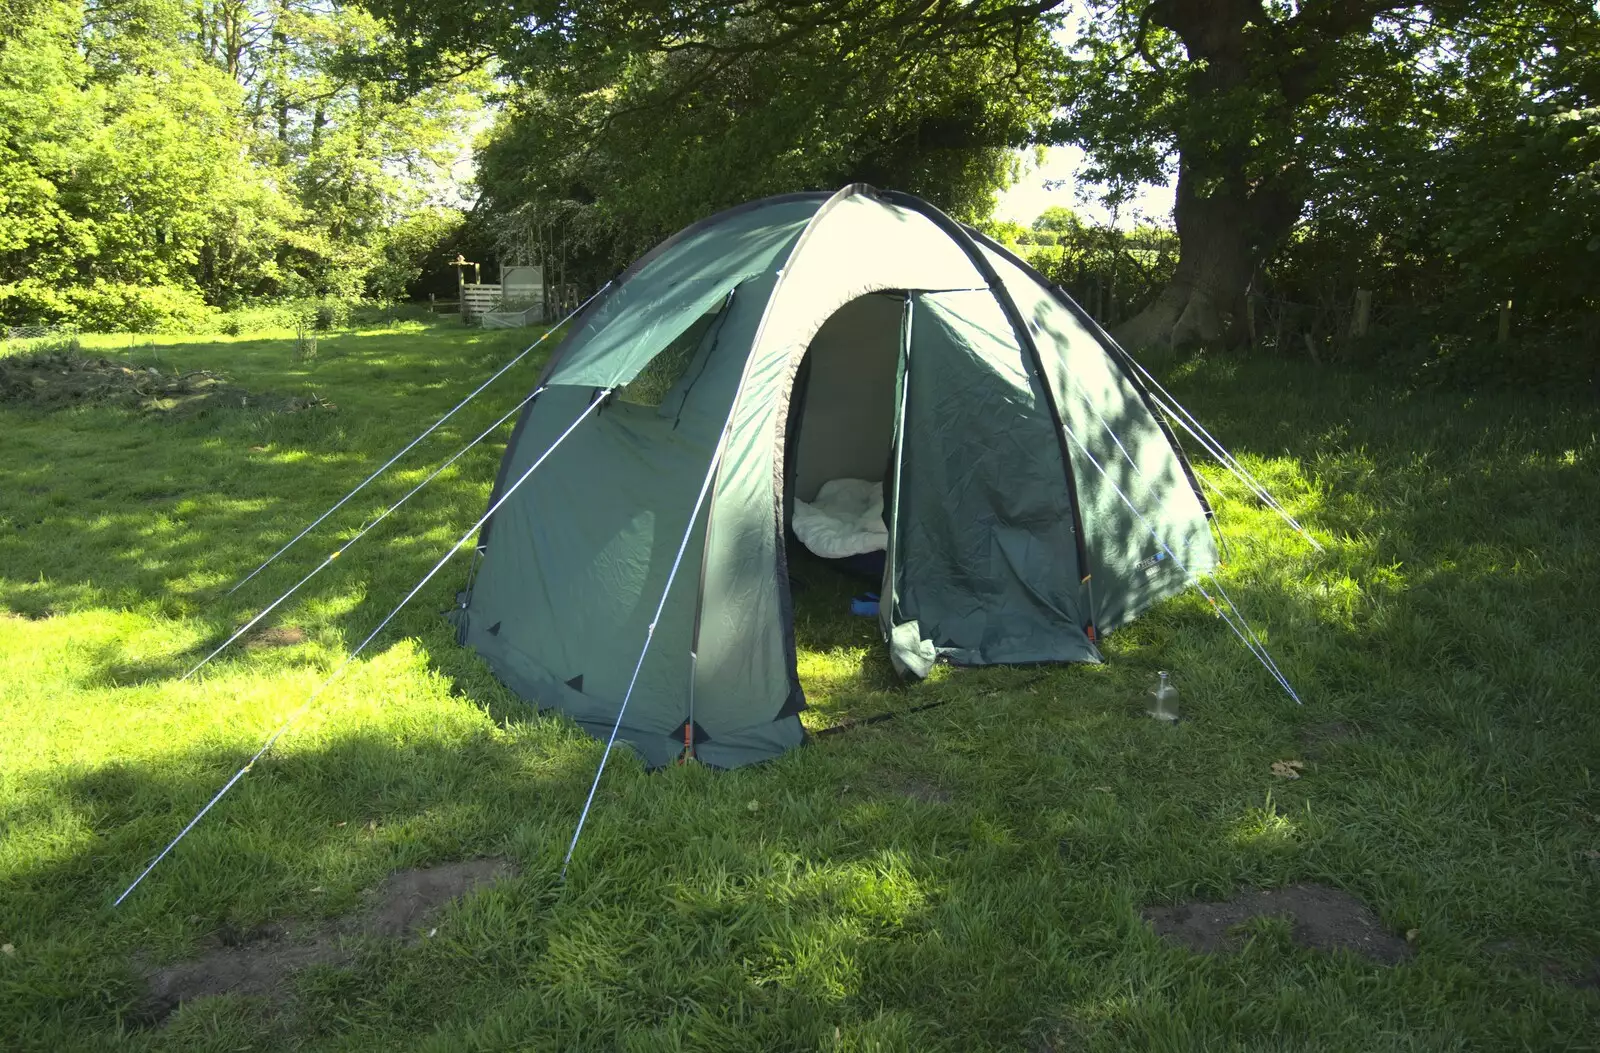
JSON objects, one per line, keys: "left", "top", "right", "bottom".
{"left": 362, "top": 0, "right": 1599, "bottom": 353}
{"left": 463, "top": 7, "right": 1060, "bottom": 280}
{"left": 1064, "top": 1, "right": 1600, "bottom": 349}
{"left": 1032, "top": 205, "right": 1084, "bottom": 237}
{"left": 0, "top": 0, "right": 486, "bottom": 328}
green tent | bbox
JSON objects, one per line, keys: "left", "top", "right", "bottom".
{"left": 456, "top": 185, "right": 1216, "bottom": 768}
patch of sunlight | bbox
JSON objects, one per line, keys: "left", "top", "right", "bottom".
{"left": 1228, "top": 800, "right": 1298, "bottom": 851}
{"left": 1064, "top": 991, "right": 1139, "bottom": 1030}
{"left": 299, "top": 583, "right": 365, "bottom": 623}
{"left": 797, "top": 647, "right": 869, "bottom": 692}
{"left": 338, "top": 322, "right": 456, "bottom": 339}
{"left": 778, "top": 851, "right": 932, "bottom": 925}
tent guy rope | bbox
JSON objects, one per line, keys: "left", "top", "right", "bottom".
{"left": 1062, "top": 297, "right": 1321, "bottom": 552}
{"left": 1058, "top": 411, "right": 1304, "bottom": 705}
{"left": 1076, "top": 401, "right": 1299, "bottom": 696}
{"left": 1119, "top": 354, "right": 1322, "bottom": 551}
{"left": 561, "top": 442, "right": 728, "bottom": 880}
{"left": 223, "top": 286, "right": 610, "bottom": 598}
{"left": 179, "top": 385, "right": 549, "bottom": 682}
{"left": 113, "top": 389, "right": 613, "bottom": 907}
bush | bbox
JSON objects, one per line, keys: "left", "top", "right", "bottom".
{"left": 0, "top": 280, "right": 73, "bottom": 327}
{"left": 65, "top": 282, "right": 217, "bottom": 333}
{"left": 206, "top": 297, "right": 363, "bottom": 336}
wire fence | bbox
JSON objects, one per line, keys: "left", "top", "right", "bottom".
{"left": 4, "top": 322, "right": 80, "bottom": 345}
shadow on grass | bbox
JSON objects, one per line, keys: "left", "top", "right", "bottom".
{"left": 5, "top": 337, "right": 1600, "bottom": 1047}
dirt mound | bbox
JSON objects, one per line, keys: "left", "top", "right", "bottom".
{"left": 0, "top": 349, "right": 331, "bottom": 414}
{"left": 1143, "top": 883, "right": 1411, "bottom": 965}
{"left": 140, "top": 858, "right": 514, "bottom": 1025}
{"left": 243, "top": 626, "right": 307, "bottom": 650}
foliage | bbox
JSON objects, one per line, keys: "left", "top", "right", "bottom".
{"left": 2, "top": 323, "right": 1599, "bottom": 1045}
{"left": 1220, "top": 9, "right": 1599, "bottom": 377}
{"left": 362, "top": 207, "right": 465, "bottom": 303}
{"left": 982, "top": 207, "right": 1179, "bottom": 325}
{"left": 367, "top": 0, "right": 1066, "bottom": 278}
{"left": 1062, "top": 1, "right": 1600, "bottom": 351}
{"left": 0, "top": 0, "right": 486, "bottom": 331}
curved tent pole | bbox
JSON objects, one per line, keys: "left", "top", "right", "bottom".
{"left": 881, "top": 190, "right": 1100, "bottom": 644}
{"left": 676, "top": 184, "right": 876, "bottom": 757}
{"left": 973, "top": 228, "right": 1319, "bottom": 553}
{"left": 958, "top": 226, "right": 1215, "bottom": 521}
{"left": 224, "top": 288, "right": 610, "bottom": 598}
{"left": 113, "top": 389, "right": 612, "bottom": 907}
{"left": 569, "top": 183, "right": 874, "bottom": 819}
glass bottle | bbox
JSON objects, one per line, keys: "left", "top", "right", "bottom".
{"left": 1147, "top": 670, "right": 1179, "bottom": 723}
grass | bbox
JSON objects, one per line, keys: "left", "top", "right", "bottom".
{"left": 2, "top": 319, "right": 1598, "bottom": 1050}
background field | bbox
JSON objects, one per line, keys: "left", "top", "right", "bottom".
{"left": 1, "top": 321, "right": 1597, "bottom": 1050}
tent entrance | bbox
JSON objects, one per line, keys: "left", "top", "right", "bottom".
{"left": 781, "top": 293, "right": 906, "bottom": 580}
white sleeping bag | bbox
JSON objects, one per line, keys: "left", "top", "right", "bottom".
{"left": 793, "top": 478, "right": 888, "bottom": 558}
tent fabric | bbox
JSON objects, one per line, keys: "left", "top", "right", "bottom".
{"left": 974, "top": 237, "right": 1217, "bottom": 631}
{"left": 461, "top": 185, "right": 1216, "bottom": 769}
{"left": 891, "top": 290, "right": 1094, "bottom": 668}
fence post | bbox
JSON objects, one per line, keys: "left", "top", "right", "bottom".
{"left": 1351, "top": 289, "right": 1372, "bottom": 339}
{"left": 1498, "top": 300, "right": 1512, "bottom": 343}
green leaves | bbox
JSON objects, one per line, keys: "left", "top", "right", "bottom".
{"left": 0, "top": 0, "right": 486, "bottom": 330}
{"left": 401, "top": 2, "right": 1071, "bottom": 278}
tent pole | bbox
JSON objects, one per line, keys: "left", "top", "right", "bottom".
{"left": 223, "top": 286, "right": 610, "bottom": 598}
{"left": 881, "top": 296, "right": 913, "bottom": 632}
{"left": 113, "top": 390, "right": 612, "bottom": 907}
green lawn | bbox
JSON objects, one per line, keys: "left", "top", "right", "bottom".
{"left": 2, "top": 320, "right": 1597, "bottom": 1051}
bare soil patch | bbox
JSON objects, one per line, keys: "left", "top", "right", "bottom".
{"left": 367, "top": 859, "right": 512, "bottom": 939}
{"left": 1486, "top": 940, "right": 1600, "bottom": 990}
{"left": 1143, "top": 883, "right": 1411, "bottom": 965}
{"left": 139, "top": 858, "right": 514, "bottom": 1025}
{"left": 243, "top": 626, "right": 307, "bottom": 650}
{"left": 0, "top": 349, "right": 331, "bottom": 415}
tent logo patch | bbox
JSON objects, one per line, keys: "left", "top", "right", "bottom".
{"left": 1135, "top": 551, "right": 1167, "bottom": 574}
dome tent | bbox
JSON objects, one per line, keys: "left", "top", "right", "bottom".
{"left": 455, "top": 184, "right": 1217, "bottom": 769}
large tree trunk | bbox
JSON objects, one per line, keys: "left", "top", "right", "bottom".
{"left": 1115, "top": 162, "right": 1300, "bottom": 351}
{"left": 1113, "top": 0, "right": 1384, "bottom": 351}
